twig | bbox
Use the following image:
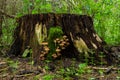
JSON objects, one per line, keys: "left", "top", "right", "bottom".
{"left": 87, "top": 66, "right": 120, "bottom": 70}
{"left": 14, "top": 73, "right": 33, "bottom": 78}
{"left": 0, "top": 66, "right": 9, "bottom": 72}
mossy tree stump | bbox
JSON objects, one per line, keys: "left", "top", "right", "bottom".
{"left": 7, "top": 13, "right": 112, "bottom": 64}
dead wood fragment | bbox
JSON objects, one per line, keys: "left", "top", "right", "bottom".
{"left": 88, "top": 66, "right": 120, "bottom": 71}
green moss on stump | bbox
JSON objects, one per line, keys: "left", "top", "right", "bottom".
{"left": 47, "top": 27, "right": 63, "bottom": 59}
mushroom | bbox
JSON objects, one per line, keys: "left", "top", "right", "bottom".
{"left": 56, "top": 38, "right": 60, "bottom": 41}
{"left": 61, "top": 41, "right": 66, "bottom": 45}
{"left": 57, "top": 52, "right": 61, "bottom": 56}
{"left": 56, "top": 48, "right": 61, "bottom": 52}
{"left": 63, "top": 35, "right": 67, "bottom": 39}
{"left": 40, "top": 54, "right": 44, "bottom": 57}
{"left": 43, "top": 52, "right": 47, "bottom": 55}
{"left": 41, "top": 51, "right": 45, "bottom": 53}
{"left": 57, "top": 40, "right": 61, "bottom": 44}
{"left": 65, "top": 39, "right": 69, "bottom": 41}
{"left": 41, "top": 42, "right": 48, "bottom": 45}
{"left": 44, "top": 46, "right": 50, "bottom": 52}
{"left": 52, "top": 53, "right": 57, "bottom": 58}
{"left": 59, "top": 43, "right": 64, "bottom": 47}
{"left": 60, "top": 39, "right": 64, "bottom": 42}
{"left": 61, "top": 47, "right": 65, "bottom": 50}
{"left": 66, "top": 42, "right": 70, "bottom": 46}
{"left": 54, "top": 39, "right": 57, "bottom": 43}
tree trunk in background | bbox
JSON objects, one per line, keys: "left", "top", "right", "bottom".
{"left": 7, "top": 13, "right": 114, "bottom": 64}
{"left": 0, "top": 0, "right": 6, "bottom": 37}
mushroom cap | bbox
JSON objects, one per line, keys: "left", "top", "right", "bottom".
{"left": 63, "top": 35, "right": 67, "bottom": 39}
{"left": 66, "top": 42, "right": 70, "bottom": 45}
{"left": 66, "top": 39, "right": 69, "bottom": 41}
{"left": 52, "top": 53, "right": 57, "bottom": 58}
{"left": 54, "top": 40, "right": 57, "bottom": 43}
{"left": 57, "top": 52, "right": 61, "bottom": 56}
{"left": 56, "top": 48, "right": 61, "bottom": 52}
{"left": 40, "top": 54, "right": 44, "bottom": 57}
{"left": 44, "top": 47, "right": 50, "bottom": 51}
{"left": 43, "top": 52, "right": 47, "bottom": 54}
{"left": 61, "top": 47, "right": 65, "bottom": 50}
{"left": 59, "top": 43, "right": 64, "bottom": 47}
{"left": 60, "top": 39, "right": 64, "bottom": 42}
{"left": 57, "top": 41, "right": 61, "bottom": 43}
{"left": 56, "top": 38, "right": 60, "bottom": 41}
{"left": 41, "top": 42, "right": 48, "bottom": 45}
{"left": 61, "top": 41, "right": 66, "bottom": 44}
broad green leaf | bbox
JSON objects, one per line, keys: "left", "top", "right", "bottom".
{"left": 22, "top": 49, "right": 30, "bottom": 57}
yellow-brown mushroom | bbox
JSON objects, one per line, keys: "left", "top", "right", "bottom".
{"left": 56, "top": 38, "right": 60, "bottom": 41}
{"left": 65, "top": 39, "right": 69, "bottom": 41}
{"left": 41, "top": 42, "right": 48, "bottom": 45}
{"left": 60, "top": 39, "right": 64, "bottom": 42}
{"left": 40, "top": 54, "right": 44, "bottom": 57}
{"left": 66, "top": 42, "right": 70, "bottom": 46}
{"left": 56, "top": 48, "right": 61, "bottom": 52}
{"left": 61, "top": 47, "right": 65, "bottom": 50}
{"left": 61, "top": 41, "right": 66, "bottom": 45}
{"left": 44, "top": 47, "right": 50, "bottom": 52}
{"left": 57, "top": 52, "right": 61, "bottom": 56}
{"left": 54, "top": 39, "right": 57, "bottom": 43}
{"left": 63, "top": 35, "right": 67, "bottom": 39}
{"left": 59, "top": 43, "right": 64, "bottom": 47}
{"left": 52, "top": 53, "right": 57, "bottom": 58}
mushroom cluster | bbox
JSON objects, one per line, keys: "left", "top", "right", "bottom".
{"left": 39, "top": 42, "right": 49, "bottom": 60}
{"left": 52, "top": 35, "right": 70, "bottom": 59}
{"left": 39, "top": 35, "right": 70, "bottom": 60}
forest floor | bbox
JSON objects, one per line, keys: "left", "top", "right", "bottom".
{"left": 0, "top": 45, "right": 120, "bottom": 80}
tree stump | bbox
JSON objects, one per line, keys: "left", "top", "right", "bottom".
{"left": 7, "top": 13, "right": 111, "bottom": 64}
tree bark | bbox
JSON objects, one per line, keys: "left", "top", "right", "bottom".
{"left": 7, "top": 13, "right": 112, "bottom": 64}
{"left": 0, "top": 0, "right": 7, "bottom": 37}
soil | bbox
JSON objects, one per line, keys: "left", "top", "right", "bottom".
{"left": 0, "top": 45, "right": 120, "bottom": 80}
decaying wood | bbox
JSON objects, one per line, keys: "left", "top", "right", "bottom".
{"left": 7, "top": 13, "right": 112, "bottom": 64}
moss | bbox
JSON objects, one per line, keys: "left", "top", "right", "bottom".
{"left": 47, "top": 27, "right": 63, "bottom": 59}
